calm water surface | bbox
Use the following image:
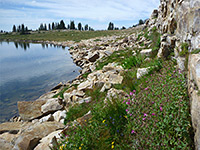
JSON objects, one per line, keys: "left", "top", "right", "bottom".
{"left": 0, "top": 41, "right": 80, "bottom": 123}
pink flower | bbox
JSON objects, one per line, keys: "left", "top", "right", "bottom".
{"left": 152, "top": 113, "right": 155, "bottom": 116}
{"left": 142, "top": 118, "right": 146, "bottom": 121}
{"left": 160, "top": 107, "right": 163, "bottom": 111}
{"left": 126, "top": 102, "right": 130, "bottom": 105}
{"left": 126, "top": 109, "right": 129, "bottom": 112}
{"left": 145, "top": 87, "right": 148, "bottom": 90}
{"left": 123, "top": 100, "right": 126, "bottom": 103}
{"left": 144, "top": 113, "right": 147, "bottom": 117}
{"left": 130, "top": 114, "right": 132, "bottom": 116}
{"left": 130, "top": 92, "right": 133, "bottom": 96}
{"left": 152, "top": 101, "right": 154, "bottom": 104}
{"left": 133, "top": 90, "right": 136, "bottom": 93}
{"left": 131, "top": 130, "right": 136, "bottom": 134}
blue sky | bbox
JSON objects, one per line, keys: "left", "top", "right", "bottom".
{"left": 0, "top": 0, "right": 160, "bottom": 31}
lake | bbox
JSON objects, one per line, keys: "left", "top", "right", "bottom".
{"left": 0, "top": 41, "right": 80, "bottom": 123}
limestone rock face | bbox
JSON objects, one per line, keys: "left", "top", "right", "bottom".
{"left": 17, "top": 101, "right": 46, "bottom": 121}
{"left": 188, "top": 54, "right": 200, "bottom": 149}
{"left": 189, "top": 54, "right": 200, "bottom": 89}
{"left": 12, "top": 122, "right": 64, "bottom": 150}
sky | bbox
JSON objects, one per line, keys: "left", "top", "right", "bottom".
{"left": 0, "top": 0, "right": 160, "bottom": 31}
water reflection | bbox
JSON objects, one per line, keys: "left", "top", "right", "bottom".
{"left": 4, "top": 41, "right": 67, "bottom": 51}
{"left": 0, "top": 41, "right": 80, "bottom": 122}
{"left": 14, "top": 42, "right": 30, "bottom": 50}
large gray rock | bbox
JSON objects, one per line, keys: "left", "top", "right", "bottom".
{"left": 0, "top": 122, "right": 31, "bottom": 134}
{"left": 157, "top": 42, "right": 171, "bottom": 58}
{"left": 12, "top": 122, "right": 64, "bottom": 150}
{"left": 102, "top": 63, "right": 124, "bottom": 73}
{"left": 137, "top": 67, "right": 151, "bottom": 79}
{"left": 104, "top": 88, "right": 127, "bottom": 103}
{"left": 41, "top": 98, "right": 63, "bottom": 114}
{"left": 77, "top": 80, "right": 93, "bottom": 91}
{"left": 140, "top": 49, "right": 152, "bottom": 57}
{"left": 88, "top": 52, "right": 100, "bottom": 62}
{"left": 0, "top": 138, "right": 13, "bottom": 150}
{"left": 177, "top": 57, "right": 186, "bottom": 71}
{"left": 34, "top": 130, "right": 62, "bottom": 150}
{"left": 53, "top": 110, "right": 67, "bottom": 122}
{"left": 108, "top": 73, "right": 123, "bottom": 85}
{"left": 18, "top": 101, "right": 46, "bottom": 121}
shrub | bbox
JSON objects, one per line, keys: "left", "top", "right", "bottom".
{"left": 179, "top": 42, "right": 189, "bottom": 57}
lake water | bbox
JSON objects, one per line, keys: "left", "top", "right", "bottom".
{"left": 0, "top": 41, "right": 80, "bottom": 123}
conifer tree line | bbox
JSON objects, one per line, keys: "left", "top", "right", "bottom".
{"left": 38, "top": 20, "right": 94, "bottom": 31}
{"left": 12, "top": 24, "right": 29, "bottom": 34}
{"left": 12, "top": 20, "right": 94, "bottom": 32}
{"left": 107, "top": 22, "right": 124, "bottom": 30}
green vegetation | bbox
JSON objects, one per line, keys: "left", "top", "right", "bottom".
{"left": 56, "top": 59, "right": 193, "bottom": 150}
{"left": 0, "top": 30, "right": 135, "bottom": 42}
{"left": 191, "top": 49, "right": 200, "bottom": 54}
{"left": 53, "top": 86, "right": 70, "bottom": 99}
{"left": 54, "top": 26, "right": 193, "bottom": 149}
{"left": 179, "top": 42, "right": 189, "bottom": 57}
{"left": 148, "top": 27, "right": 161, "bottom": 57}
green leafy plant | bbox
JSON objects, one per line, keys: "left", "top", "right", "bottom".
{"left": 179, "top": 42, "right": 189, "bottom": 57}
{"left": 191, "top": 49, "right": 200, "bottom": 54}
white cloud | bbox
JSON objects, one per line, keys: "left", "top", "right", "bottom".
{"left": 0, "top": 0, "right": 160, "bottom": 31}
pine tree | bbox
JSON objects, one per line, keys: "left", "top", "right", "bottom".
{"left": 78, "top": 22, "right": 82, "bottom": 31}
{"left": 139, "top": 19, "right": 144, "bottom": 25}
{"left": 12, "top": 25, "right": 16, "bottom": 32}
{"left": 44, "top": 24, "right": 47, "bottom": 30}
{"left": 17, "top": 25, "right": 21, "bottom": 32}
{"left": 84, "top": 24, "right": 88, "bottom": 31}
{"left": 52, "top": 22, "right": 55, "bottom": 30}
{"left": 60, "top": 20, "right": 66, "bottom": 29}
{"left": 21, "top": 24, "right": 25, "bottom": 34}
{"left": 39, "top": 23, "right": 44, "bottom": 30}
{"left": 108, "top": 22, "right": 114, "bottom": 30}
{"left": 70, "top": 21, "right": 75, "bottom": 30}
{"left": 48, "top": 23, "right": 51, "bottom": 30}
{"left": 25, "top": 26, "right": 28, "bottom": 32}
{"left": 121, "top": 26, "right": 126, "bottom": 30}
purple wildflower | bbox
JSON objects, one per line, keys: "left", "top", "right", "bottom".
{"left": 131, "top": 130, "right": 136, "bottom": 134}
{"left": 160, "top": 107, "right": 163, "bottom": 111}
